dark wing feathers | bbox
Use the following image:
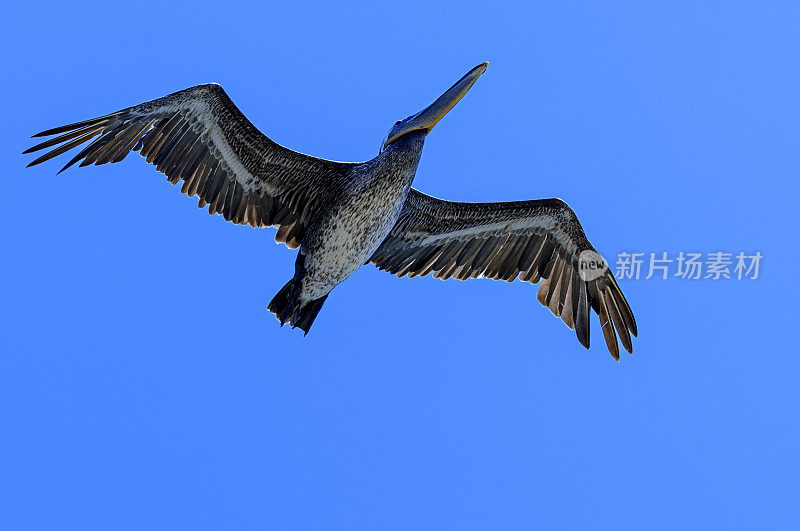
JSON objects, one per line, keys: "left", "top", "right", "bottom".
{"left": 26, "top": 84, "right": 637, "bottom": 358}
{"left": 370, "top": 189, "right": 637, "bottom": 359}
{"left": 25, "top": 83, "right": 351, "bottom": 249}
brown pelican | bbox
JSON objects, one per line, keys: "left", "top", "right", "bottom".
{"left": 24, "top": 62, "right": 637, "bottom": 359}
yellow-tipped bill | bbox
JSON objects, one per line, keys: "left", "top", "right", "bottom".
{"left": 382, "top": 62, "right": 489, "bottom": 150}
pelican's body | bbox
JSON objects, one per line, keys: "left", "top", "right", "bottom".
{"left": 301, "top": 132, "right": 424, "bottom": 300}
{"left": 25, "top": 62, "right": 638, "bottom": 359}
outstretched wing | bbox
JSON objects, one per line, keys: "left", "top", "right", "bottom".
{"left": 370, "top": 189, "right": 637, "bottom": 359}
{"left": 24, "top": 83, "right": 352, "bottom": 249}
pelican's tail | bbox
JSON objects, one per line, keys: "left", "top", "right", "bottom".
{"left": 268, "top": 280, "right": 327, "bottom": 335}
{"left": 267, "top": 253, "right": 328, "bottom": 334}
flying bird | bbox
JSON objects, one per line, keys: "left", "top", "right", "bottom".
{"left": 24, "top": 62, "right": 637, "bottom": 359}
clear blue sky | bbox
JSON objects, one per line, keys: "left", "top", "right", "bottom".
{"left": 2, "top": 1, "right": 798, "bottom": 528}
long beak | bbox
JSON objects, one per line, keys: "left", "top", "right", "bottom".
{"left": 383, "top": 61, "right": 489, "bottom": 148}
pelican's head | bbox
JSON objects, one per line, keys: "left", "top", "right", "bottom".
{"left": 380, "top": 61, "right": 489, "bottom": 152}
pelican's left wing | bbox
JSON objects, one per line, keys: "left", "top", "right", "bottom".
{"left": 24, "top": 83, "right": 353, "bottom": 249}
{"left": 370, "top": 189, "right": 637, "bottom": 359}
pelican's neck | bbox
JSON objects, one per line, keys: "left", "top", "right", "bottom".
{"left": 378, "top": 130, "right": 426, "bottom": 172}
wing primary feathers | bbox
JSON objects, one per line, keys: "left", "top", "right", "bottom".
{"left": 97, "top": 120, "right": 150, "bottom": 165}
{"left": 110, "top": 120, "right": 154, "bottom": 164}
{"left": 32, "top": 114, "right": 115, "bottom": 138}
{"left": 607, "top": 275, "right": 638, "bottom": 337}
{"left": 596, "top": 290, "right": 620, "bottom": 361}
{"left": 184, "top": 155, "right": 207, "bottom": 197}
{"left": 175, "top": 137, "right": 205, "bottom": 187}
{"left": 536, "top": 274, "right": 551, "bottom": 307}
{"left": 210, "top": 178, "right": 230, "bottom": 214}
{"left": 197, "top": 159, "right": 222, "bottom": 204}
{"left": 79, "top": 125, "right": 127, "bottom": 167}
{"left": 368, "top": 190, "right": 636, "bottom": 359}
{"left": 540, "top": 256, "right": 556, "bottom": 280}
{"left": 516, "top": 234, "right": 543, "bottom": 273}
{"left": 161, "top": 122, "right": 199, "bottom": 175}
{"left": 181, "top": 144, "right": 209, "bottom": 194}
{"left": 26, "top": 129, "right": 104, "bottom": 167}
{"left": 557, "top": 261, "right": 571, "bottom": 315}
{"left": 242, "top": 191, "right": 256, "bottom": 226}
{"left": 587, "top": 279, "right": 602, "bottom": 315}
{"left": 205, "top": 167, "right": 228, "bottom": 206}
{"left": 74, "top": 125, "right": 119, "bottom": 166}
{"left": 606, "top": 288, "right": 632, "bottom": 354}
{"left": 25, "top": 83, "right": 349, "bottom": 264}
{"left": 561, "top": 272, "right": 576, "bottom": 330}
{"left": 544, "top": 258, "right": 564, "bottom": 310}
{"left": 547, "top": 263, "right": 565, "bottom": 316}
{"left": 57, "top": 135, "right": 109, "bottom": 173}
{"left": 536, "top": 240, "right": 556, "bottom": 277}
{"left": 575, "top": 280, "right": 590, "bottom": 349}
{"left": 222, "top": 180, "right": 239, "bottom": 220}
{"left": 23, "top": 124, "right": 105, "bottom": 154}
{"left": 144, "top": 113, "right": 185, "bottom": 163}
{"left": 154, "top": 119, "right": 192, "bottom": 169}
{"left": 570, "top": 269, "right": 580, "bottom": 328}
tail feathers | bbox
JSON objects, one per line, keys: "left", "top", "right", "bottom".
{"left": 267, "top": 279, "right": 298, "bottom": 326}
{"left": 267, "top": 280, "right": 328, "bottom": 335}
{"left": 294, "top": 294, "right": 328, "bottom": 334}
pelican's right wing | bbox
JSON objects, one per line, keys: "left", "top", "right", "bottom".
{"left": 24, "top": 83, "right": 353, "bottom": 249}
{"left": 370, "top": 189, "right": 637, "bottom": 359}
